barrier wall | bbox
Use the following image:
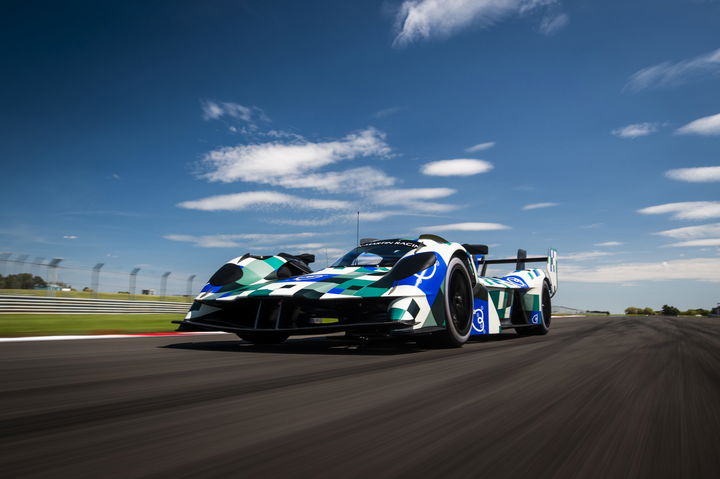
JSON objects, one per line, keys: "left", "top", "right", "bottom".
{"left": 0, "top": 295, "right": 191, "bottom": 314}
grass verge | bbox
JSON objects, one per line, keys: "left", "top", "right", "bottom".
{"left": 0, "top": 314, "right": 184, "bottom": 337}
{"left": 0, "top": 289, "right": 192, "bottom": 302}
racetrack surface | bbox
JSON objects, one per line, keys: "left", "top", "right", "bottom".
{"left": 2, "top": 316, "right": 720, "bottom": 478}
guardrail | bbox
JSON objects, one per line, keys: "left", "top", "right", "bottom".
{"left": 0, "top": 295, "right": 191, "bottom": 314}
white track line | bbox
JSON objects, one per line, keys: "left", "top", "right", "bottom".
{"left": 0, "top": 332, "right": 230, "bottom": 343}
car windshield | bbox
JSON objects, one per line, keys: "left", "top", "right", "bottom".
{"left": 331, "top": 240, "right": 419, "bottom": 267}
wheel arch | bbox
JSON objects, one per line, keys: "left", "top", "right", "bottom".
{"left": 450, "top": 249, "right": 477, "bottom": 286}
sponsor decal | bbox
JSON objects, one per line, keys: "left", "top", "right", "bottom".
{"left": 413, "top": 260, "right": 438, "bottom": 287}
{"left": 278, "top": 273, "right": 336, "bottom": 283}
{"left": 471, "top": 298, "right": 488, "bottom": 335}
{"left": 503, "top": 275, "right": 528, "bottom": 288}
{"left": 362, "top": 239, "right": 420, "bottom": 249}
{"left": 531, "top": 312, "right": 540, "bottom": 324}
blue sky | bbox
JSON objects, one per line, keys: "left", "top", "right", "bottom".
{"left": 1, "top": 0, "right": 719, "bottom": 312}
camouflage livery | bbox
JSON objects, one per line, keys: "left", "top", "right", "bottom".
{"left": 175, "top": 234, "right": 558, "bottom": 346}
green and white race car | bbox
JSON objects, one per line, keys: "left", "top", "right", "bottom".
{"left": 175, "top": 235, "right": 558, "bottom": 347}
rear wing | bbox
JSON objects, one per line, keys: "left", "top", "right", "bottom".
{"left": 479, "top": 248, "right": 558, "bottom": 296}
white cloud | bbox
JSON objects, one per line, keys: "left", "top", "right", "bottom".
{"left": 358, "top": 211, "right": 401, "bottom": 221}
{"left": 624, "top": 47, "right": 720, "bottom": 92}
{"left": 373, "top": 188, "right": 456, "bottom": 202}
{"left": 561, "top": 251, "right": 615, "bottom": 262}
{"left": 270, "top": 166, "right": 396, "bottom": 193}
{"left": 664, "top": 238, "right": 720, "bottom": 248}
{"left": 262, "top": 242, "right": 328, "bottom": 250}
{"left": 269, "top": 217, "right": 341, "bottom": 227}
{"left": 611, "top": 122, "right": 659, "bottom": 139}
{"left": 200, "top": 127, "right": 392, "bottom": 193}
{"left": 420, "top": 159, "right": 493, "bottom": 176}
{"left": 522, "top": 202, "right": 558, "bottom": 210}
{"left": 665, "top": 166, "right": 720, "bottom": 182}
{"left": 164, "top": 235, "right": 240, "bottom": 248}
{"left": 372, "top": 188, "right": 459, "bottom": 212}
{"left": 637, "top": 201, "right": 720, "bottom": 220}
{"left": 373, "top": 107, "right": 403, "bottom": 118}
{"left": 164, "top": 232, "right": 320, "bottom": 248}
{"left": 264, "top": 129, "right": 305, "bottom": 141}
{"left": 538, "top": 12, "right": 568, "bottom": 35}
{"left": 676, "top": 113, "right": 720, "bottom": 136}
{"left": 63, "top": 235, "right": 78, "bottom": 240}
{"left": 417, "top": 222, "right": 510, "bottom": 232}
{"left": 562, "top": 257, "right": 720, "bottom": 283}
{"left": 465, "top": 141, "right": 496, "bottom": 152}
{"left": 268, "top": 210, "right": 413, "bottom": 227}
{"left": 201, "top": 100, "right": 267, "bottom": 123}
{"left": 393, "top": 0, "right": 564, "bottom": 47}
{"left": 654, "top": 223, "right": 720, "bottom": 240}
{"left": 178, "top": 191, "right": 352, "bottom": 212}
{"left": 594, "top": 241, "right": 623, "bottom": 247}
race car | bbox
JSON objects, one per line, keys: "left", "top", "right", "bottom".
{"left": 174, "top": 234, "right": 558, "bottom": 347}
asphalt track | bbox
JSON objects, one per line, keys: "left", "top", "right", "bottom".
{"left": 2, "top": 316, "right": 720, "bottom": 478}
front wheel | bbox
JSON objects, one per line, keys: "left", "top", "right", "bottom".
{"left": 440, "top": 257, "right": 473, "bottom": 347}
{"left": 238, "top": 332, "right": 289, "bottom": 344}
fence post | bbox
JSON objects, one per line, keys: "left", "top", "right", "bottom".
{"left": 91, "top": 263, "right": 104, "bottom": 298}
{"left": 160, "top": 271, "right": 171, "bottom": 299}
{"left": 186, "top": 274, "right": 196, "bottom": 301}
{"left": 46, "top": 258, "right": 63, "bottom": 297}
{"left": 129, "top": 268, "right": 140, "bottom": 299}
{"left": 0, "top": 253, "right": 11, "bottom": 277}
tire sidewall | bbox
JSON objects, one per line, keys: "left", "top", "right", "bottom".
{"left": 540, "top": 282, "right": 551, "bottom": 331}
{"left": 444, "top": 257, "right": 473, "bottom": 346}
{"left": 520, "top": 283, "right": 550, "bottom": 335}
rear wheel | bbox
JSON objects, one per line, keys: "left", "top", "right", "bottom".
{"left": 440, "top": 257, "right": 473, "bottom": 347}
{"left": 237, "top": 332, "right": 289, "bottom": 344}
{"left": 516, "top": 283, "right": 551, "bottom": 336}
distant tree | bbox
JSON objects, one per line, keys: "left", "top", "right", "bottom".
{"left": 661, "top": 305, "right": 680, "bottom": 316}
{"left": 0, "top": 273, "right": 47, "bottom": 289}
{"left": 642, "top": 307, "right": 655, "bottom": 315}
{"left": 625, "top": 307, "right": 640, "bottom": 315}
{"left": 82, "top": 287, "right": 94, "bottom": 292}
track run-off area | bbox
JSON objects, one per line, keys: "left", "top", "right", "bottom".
{"left": 2, "top": 316, "right": 720, "bottom": 478}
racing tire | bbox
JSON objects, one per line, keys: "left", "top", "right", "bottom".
{"left": 516, "top": 282, "right": 551, "bottom": 336}
{"left": 439, "top": 257, "right": 474, "bottom": 347}
{"left": 237, "top": 332, "right": 290, "bottom": 344}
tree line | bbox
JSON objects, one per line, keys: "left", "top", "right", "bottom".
{"left": 625, "top": 305, "right": 713, "bottom": 317}
{"left": 0, "top": 273, "right": 48, "bottom": 290}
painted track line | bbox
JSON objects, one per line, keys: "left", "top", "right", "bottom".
{"left": 0, "top": 331, "right": 230, "bottom": 343}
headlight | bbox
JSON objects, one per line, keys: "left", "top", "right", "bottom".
{"left": 387, "top": 252, "right": 437, "bottom": 281}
